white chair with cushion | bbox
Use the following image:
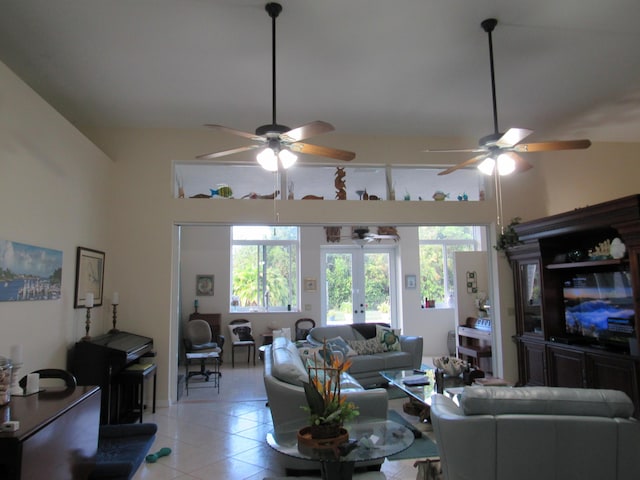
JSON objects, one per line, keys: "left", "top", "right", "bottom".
{"left": 228, "top": 318, "right": 256, "bottom": 367}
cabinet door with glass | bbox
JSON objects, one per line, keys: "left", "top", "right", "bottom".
{"left": 515, "top": 259, "right": 544, "bottom": 336}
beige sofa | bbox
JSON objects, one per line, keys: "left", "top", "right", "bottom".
{"left": 430, "top": 386, "right": 640, "bottom": 480}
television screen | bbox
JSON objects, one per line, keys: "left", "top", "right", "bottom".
{"left": 563, "top": 271, "right": 635, "bottom": 345}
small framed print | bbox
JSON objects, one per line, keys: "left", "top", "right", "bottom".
{"left": 74, "top": 247, "right": 105, "bottom": 308}
{"left": 304, "top": 277, "right": 317, "bottom": 292}
{"left": 405, "top": 274, "right": 417, "bottom": 289}
{"left": 196, "top": 274, "right": 214, "bottom": 296}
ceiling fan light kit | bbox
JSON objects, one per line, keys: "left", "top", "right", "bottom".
{"left": 426, "top": 18, "right": 591, "bottom": 177}
{"left": 197, "top": 3, "right": 355, "bottom": 172}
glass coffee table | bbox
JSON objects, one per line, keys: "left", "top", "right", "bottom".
{"left": 380, "top": 368, "right": 466, "bottom": 422}
{"left": 267, "top": 418, "right": 414, "bottom": 480}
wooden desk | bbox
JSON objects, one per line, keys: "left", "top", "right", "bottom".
{"left": 0, "top": 385, "right": 101, "bottom": 479}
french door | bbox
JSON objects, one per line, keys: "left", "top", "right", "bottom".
{"left": 321, "top": 246, "right": 396, "bottom": 326}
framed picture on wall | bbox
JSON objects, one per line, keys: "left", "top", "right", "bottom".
{"left": 74, "top": 247, "right": 105, "bottom": 308}
{"left": 196, "top": 274, "right": 214, "bottom": 296}
{"left": 405, "top": 274, "right": 417, "bottom": 289}
{"left": 304, "top": 277, "right": 317, "bottom": 292}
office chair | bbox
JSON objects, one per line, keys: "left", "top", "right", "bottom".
{"left": 184, "top": 319, "right": 222, "bottom": 382}
{"left": 295, "top": 318, "right": 316, "bottom": 341}
{"left": 228, "top": 319, "right": 256, "bottom": 367}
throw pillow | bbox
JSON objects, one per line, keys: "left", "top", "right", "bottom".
{"left": 375, "top": 325, "right": 401, "bottom": 351}
{"left": 326, "top": 336, "right": 358, "bottom": 359}
{"left": 229, "top": 322, "right": 254, "bottom": 342}
{"left": 298, "top": 345, "right": 331, "bottom": 365}
{"left": 347, "top": 337, "right": 386, "bottom": 355}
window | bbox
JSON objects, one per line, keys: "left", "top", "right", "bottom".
{"left": 231, "top": 226, "right": 299, "bottom": 312}
{"left": 418, "top": 226, "right": 481, "bottom": 307}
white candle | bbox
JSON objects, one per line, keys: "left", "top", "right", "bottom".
{"left": 26, "top": 372, "right": 39, "bottom": 395}
{"left": 10, "top": 345, "right": 23, "bottom": 364}
{"left": 85, "top": 293, "right": 94, "bottom": 308}
{"left": 112, "top": 292, "right": 119, "bottom": 305}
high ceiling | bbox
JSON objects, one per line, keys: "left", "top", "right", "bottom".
{"left": 1, "top": 0, "right": 639, "bottom": 143}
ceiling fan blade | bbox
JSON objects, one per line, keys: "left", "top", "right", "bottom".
{"left": 281, "top": 121, "right": 335, "bottom": 142}
{"left": 423, "top": 147, "right": 487, "bottom": 153}
{"left": 495, "top": 128, "right": 533, "bottom": 148}
{"left": 204, "top": 124, "right": 263, "bottom": 141}
{"left": 196, "top": 144, "right": 261, "bottom": 160}
{"left": 290, "top": 142, "right": 356, "bottom": 161}
{"left": 437, "top": 154, "right": 487, "bottom": 176}
{"left": 506, "top": 152, "right": 533, "bottom": 173}
{"left": 512, "top": 139, "right": 591, "bottom": 153}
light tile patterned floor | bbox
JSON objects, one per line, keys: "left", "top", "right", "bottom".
{"left": 134, "top": 359, "right": 434, "bottom": 479}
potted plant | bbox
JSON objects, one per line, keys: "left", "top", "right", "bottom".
{"left": 300, "top": 346, "right": 359, "bottom": 440}
{"left": 494, "top": 217, "right": 523, "bottom": 252}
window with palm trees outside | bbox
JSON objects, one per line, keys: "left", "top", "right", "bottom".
{"left": 231, "top": 226, "right": 299, "bottom": 312}
{"left": 419, "top": 226, "right": 482, "bottom": 307}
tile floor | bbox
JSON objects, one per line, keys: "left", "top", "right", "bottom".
{"left": 133, "top": 359, "right": 434, "bottom": 479}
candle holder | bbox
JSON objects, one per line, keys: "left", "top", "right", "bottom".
{"left": 109, "top": 303, "right": 120, "bottom": 334}
{"left": 82, "top": 306, "right": 93, "bottom": 341}
{"left": 10, "top": 361, "right": 23, "bottom": 395}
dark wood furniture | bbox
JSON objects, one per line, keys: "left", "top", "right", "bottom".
{"left": 0, "top": 386, "right": 101, "bottom": 479}
{"left": 71, "top": 331, "right": 154, "bottom": 424}
{"left": 116, "top": 363, "right": 157, "bottom": 423}
{"left": 457, "top": 317, "right": 492, "bottom": 373}
{"left": 506, "top": 195, "right": 640, "bottom": 416}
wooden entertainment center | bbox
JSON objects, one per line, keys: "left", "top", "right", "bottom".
{"left": 506, "top": 195, "right": 640, "bottom": 417}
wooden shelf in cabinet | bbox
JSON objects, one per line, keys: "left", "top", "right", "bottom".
{"left": 546, "top": 258, "right": 628, "bottom": 270}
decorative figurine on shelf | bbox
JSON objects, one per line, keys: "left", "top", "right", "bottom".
{"left": 241, "top": 190, "right": 280, "bottom": 199}
{"left": 335, "top": 167, "right": 346, "bottom": 200}
{"left": 457, "top": 192, "right": 469, "bottom": 201}
{"left": 589, "top": 239, "right": 614, "bottom": 260}
{"left": 288, "top": 180, "right": 294, "bottom": 200}
{"left": 325, "top": 226, "right": 342, "bottom": 243}
{"left": 432, "top": 191, "right": 449, "bottom": 201}
{"left": 209, "top": 185, "right": 233, "bottom": 198}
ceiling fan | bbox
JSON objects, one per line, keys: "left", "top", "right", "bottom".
{"left": 197, "top": 2, "right": 355, "bottom": 171}
{"left": 350, "top": 226, "right": 399, "bottom": 245}
{"left": 426, "top": 18, "right": 591, "bottom": 176}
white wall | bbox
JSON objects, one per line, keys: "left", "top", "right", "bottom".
{"left": 0, "top": 61, "right": 112, "bottom": 375}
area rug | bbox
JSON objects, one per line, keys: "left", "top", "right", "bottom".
{"left": 386, "top": 410, "right": 439, "bottom": 460}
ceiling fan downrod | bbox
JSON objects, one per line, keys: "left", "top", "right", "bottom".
{"left": 266, "top": 3, "right": 282, "bottom": 129}
{"left": 481, "top": 18, "right": 499, "bottom": 136}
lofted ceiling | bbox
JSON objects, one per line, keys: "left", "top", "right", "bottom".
{"left": 1, "top": 0, "right": 639, "bottom": 144}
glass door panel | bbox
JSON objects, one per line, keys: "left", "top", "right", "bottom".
{"left": 325, "top": 252, "right": 353, "bottom": 325}
{"left": 323, "top": 247, "right": 396, "bottom": 326}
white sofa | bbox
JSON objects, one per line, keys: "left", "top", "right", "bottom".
{"left": 307, "top": 323, "right": 423, "bottom": 387}
{"left": 263, "top": 336, "right": 389, "bottom": 473}
{"left": 430, "top": 386, "right": 640, "bottom": 480}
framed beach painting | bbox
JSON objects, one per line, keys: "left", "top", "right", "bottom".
{"left": 0, "top": 239, "right": 62, "bottom": 302}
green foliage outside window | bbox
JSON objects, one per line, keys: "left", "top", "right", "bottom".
{"left": 419, "top": 226, "right": 478, "bottom": 304}
{"left": 231, "top": 226, "right": 298, "bottom": 311}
